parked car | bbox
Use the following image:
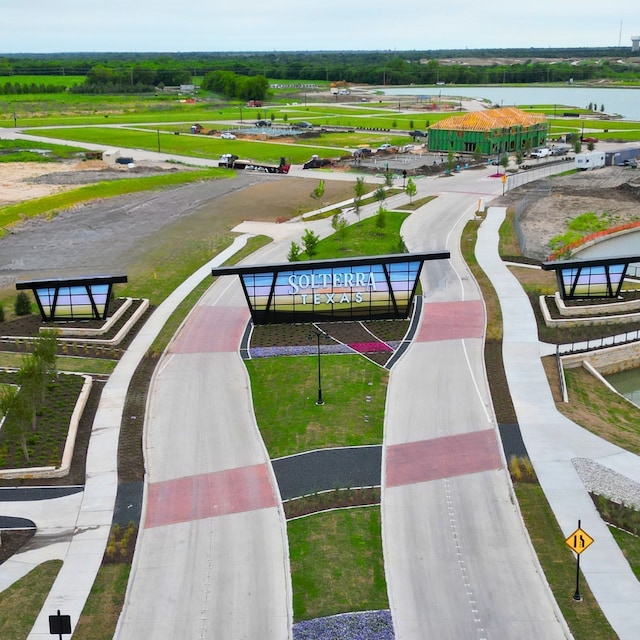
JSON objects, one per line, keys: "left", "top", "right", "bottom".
{"left": 409, "top": 130, "right": 427, "bottom": 138}
{"left": 294, "top": 121, "right": 313, "bottom": 129}
{"left": 220, "top": 132, "right": 236, "bottom": 140}
{"left": 583, "top": 136, "right": 599, "bottom": 143}
{"left": 255, "top": 120, "right": 272, "bottom": 127}
{"left": 530, "top": 147, "right": 550, "bottom": 159}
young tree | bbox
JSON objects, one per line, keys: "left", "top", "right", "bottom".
{"left": 0, "top": 384, "right": 31, "bottom": 461}
{"left": 374, "top": 186, "right": 387, "bottom": 211}
{"left": 287, "top": 241, "right": 302, "bottom": 262}
{"left": 473, "top": 144, "right": 483, "bottom": 165}
{"left": 0, "top": 303, "right": 4, "bottom": 323}
{"left": 375, "top": 207, "right": 387, "bottom": 229}
{"left": 311, "top": 179, "right": 325, "bottom": 201}
{"left": 405, "top": 177, "right": 417, "bottom": 203}
{"left": 515, "top": 151, "right": 524, "bottom": 167}
{"left": 34, "top": 329, "right": 59, "bottom": 381}
{"left": 331, "top": 212, "right": 349, "bottom": 248}
{"left": 18, "top": 353, "right": 45, "bottom": 430}
{"left": 587, "top": 141, "right": 595, "bottom": 152}
{"left": 301, "top": 229, "right": 320, "bottom": 258}
{"left": 353, "top": 177, "right": 366, "bottom": 219}
{"left": 499, "top": 154, "right": 509, "bottom": 174}
{"left": 446, "top": 149, "right": 455, "bottom": 173}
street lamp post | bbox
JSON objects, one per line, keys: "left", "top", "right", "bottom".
{"left": 309, "top": 327, "right": 328, "bottom": 405}
{"left": 156, "top": 130, "right": 160, "bottom": 153}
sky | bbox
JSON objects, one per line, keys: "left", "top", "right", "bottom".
{"left": 1, "top": 1, "right": 639, "bottom": 54}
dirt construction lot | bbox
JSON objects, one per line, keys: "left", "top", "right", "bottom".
{"left": 496, "top": 166, "right": 640, "bottom": 260}
{"left": 1, "top": 160, "right": 640, "bottom": 296}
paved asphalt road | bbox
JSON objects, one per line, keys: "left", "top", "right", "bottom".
{"left": 115, "top": 164, "right": 572, "bottom": 639}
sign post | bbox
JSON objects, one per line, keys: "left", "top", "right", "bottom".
{"left": 565, "top": 520, "right": 594, "bottom": 602}
{"left": 49, "top": 610, "right": 72, "bottom": 639}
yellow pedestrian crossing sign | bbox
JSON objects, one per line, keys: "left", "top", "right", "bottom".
{"left": 565, "top": 526, "right": 594, "bottom": 554}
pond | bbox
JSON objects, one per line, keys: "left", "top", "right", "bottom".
{"left": 606, "top": 368, "right": 640, "bottom": 407}
{"left": 382, "top": 86, "right": 640, "bottom": 121}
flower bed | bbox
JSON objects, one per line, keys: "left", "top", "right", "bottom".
{"left": 293, "top": 610, "right": 395, "bottom": 640}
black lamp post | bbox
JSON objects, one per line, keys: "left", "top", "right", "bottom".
{"left": 309, "top": 327, "right": 328, "bottom": 405}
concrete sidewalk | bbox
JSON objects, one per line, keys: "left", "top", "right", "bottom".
{"left": 477, "top": 206, "right": 640, "bottom": 639}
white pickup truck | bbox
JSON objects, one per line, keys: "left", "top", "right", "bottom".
{"left": 530, "top": 147, "right": 550, "bottom": 158}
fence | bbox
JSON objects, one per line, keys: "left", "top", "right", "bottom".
{"left": 505, "top": 160, "right": 573, "bottom": 191}
{"left": 557, "top": 328, "right": 640, "bottom": 356}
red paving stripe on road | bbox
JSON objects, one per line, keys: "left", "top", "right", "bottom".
{"left": 145, "top": 464, "right": 277, "bottom": 528}
{"left": 170, "top": 306, "right": 249, "bottom": 353}
{"left": 385, "top": 429, "right": 502, "bottom": 487}
{"left": 416, "top": 300, "right": 484, "bottom": 342}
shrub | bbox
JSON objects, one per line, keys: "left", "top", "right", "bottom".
{"left": 14, "top": 291, "right": 32, "bottom": 316}
{"left": 508, "top": 455, "right": 537, "bottom": 483}
{"left": 0, "top": 304, "right": 4, "bottom": 323}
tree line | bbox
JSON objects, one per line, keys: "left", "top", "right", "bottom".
{"left": 1, "top": 48, "right": 638, "bottom": 93}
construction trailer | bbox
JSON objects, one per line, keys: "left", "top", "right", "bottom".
{"left": 605, "top": 147, "right": 640, "bottom": 166}
{"left": 575, "top": 151, "right": 606, "bottom": 171}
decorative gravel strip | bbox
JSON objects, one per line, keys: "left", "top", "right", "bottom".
{"left": 248, "top": 344, "right": 352, "bottom": 359}
{"left": 293, "top": 610, "right": 395, "bottom": 640}
{"left": 572, "top": 458, "right": 640, "bottom": 510}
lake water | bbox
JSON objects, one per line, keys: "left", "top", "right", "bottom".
{"left": 606, "top": 368, "right": 640, "bottom": 407}
{"left": 382, "top": 86, "right": 640, "bottom": 121}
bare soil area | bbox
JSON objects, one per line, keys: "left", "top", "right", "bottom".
{"left": 495, "top": 166, "right": 640, "bottom": 260}
{"left": 0, "top": 164, "right": 356, "bottom": 295}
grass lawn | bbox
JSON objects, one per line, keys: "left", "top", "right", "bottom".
{"left": 610, "top": 527, "right": 640, "bottom": 580}
{"left": 0, "top": 138, "right": 88, "bottom": 162}
{"left": 25, "top": 126, "right": 341, "bottom": 163}
{"left": 0, "top": 561, "right": 62, "bottom": 638}
{"left": 515, "top": 483, "right": 617, "bottom": 639}
{"left": 245, "top": 355, "right": 388, "bottom": 458}
{"left": 72, "top": 565, "right": 131, "bottom": 640}
{"left": 288, "top": 507, "right": 388, "bottom": 621}
{"left": 307, "top": 210, "right": 409, "bottom": 260}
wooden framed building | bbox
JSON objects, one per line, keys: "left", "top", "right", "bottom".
{"left": 427, "top": 107, "right": 548, "bottom": 156}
